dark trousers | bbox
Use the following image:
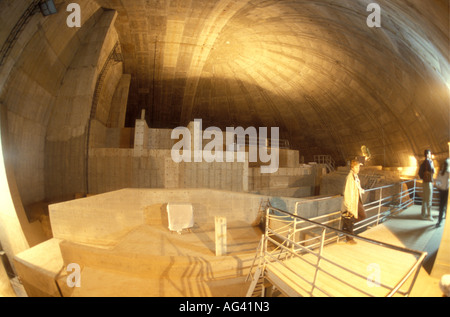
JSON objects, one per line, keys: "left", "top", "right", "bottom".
{"left": 342, "top": 200, "right": 367, "bottom": 240}
{"left": 438, "top": 190, "right": 448, "bottom": 225}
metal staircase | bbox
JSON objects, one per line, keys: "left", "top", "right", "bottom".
{"left": 245, "top": 236, "right": 265, "bottom": 297}
{"left": 246, "top": 267, "right": 265, "bottom": 297}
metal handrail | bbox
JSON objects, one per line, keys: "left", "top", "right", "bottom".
{"left": 262, "top": 205, "right": 427, "bottom": 297}
{"left": 246, "top": 178, "right": 431, "bottom": 297}
{"left": 355, "top": 179, "right": 416, "bottom": 231}
{"left": 290, "top": 179, "right": 417, "bottom": 244}
{"left": 314, "top": 155, "right": 336, "bottom": 173}
{"left": 412, "top": 179, "right": 441, "bottom": 208}
{"left": 296, "top": 179, "right": 416, "bottom": 235}
{"left": 270, "top": 205, "right": 425, "bottom": 261}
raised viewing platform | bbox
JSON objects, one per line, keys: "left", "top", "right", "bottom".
{"left": 249, "top": 204, "right": 445, "bottom": 297}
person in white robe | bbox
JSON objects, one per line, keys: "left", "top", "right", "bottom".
{"left": 342, "top": 160, "right": 367, "bottom": 244}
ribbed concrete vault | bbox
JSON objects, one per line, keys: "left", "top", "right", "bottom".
{"left": 0, "top": 0, "right": 449, "bottom": 297}
{"left": 96, "top": 0, "right": 449, "bottom": 165}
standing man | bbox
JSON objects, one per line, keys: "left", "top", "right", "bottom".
{"left": 419, "top": 149, "right": 435, "bottom": 221}
{"left": 342, "top": 160, "right": 367, "bottom": 244}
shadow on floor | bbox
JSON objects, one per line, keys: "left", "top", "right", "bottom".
{"left": 386, "top": 205, "right": 445, "bottom": 274}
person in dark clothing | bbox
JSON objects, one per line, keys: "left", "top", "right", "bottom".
{"left": 435, "top": 158, "right": 449, "bottom": 227}
{"left": 419, "top": 150, "right": 435, "bottom": 220}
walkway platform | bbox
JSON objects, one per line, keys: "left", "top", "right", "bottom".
{"left": 360, "top": 205, "right": 445, "bottom": 297}
{"left": 265, "top": 240, "right": 418, "bottom": 297}
{"left": 254, "top": 204, "right": 447, "bottom": 297}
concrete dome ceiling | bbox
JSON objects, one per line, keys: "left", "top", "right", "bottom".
{"left": 96, "top": 0, "right": 450, "bottom": 166}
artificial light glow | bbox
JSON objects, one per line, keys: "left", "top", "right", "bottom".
{"left": 397, "top": 155, "right": 419, "bottom": 178}
{"left": 361, "top": 145, "right": 372, "bottom": 161}
{"left": 409, "top": 155, "right": 417, "bottom": 167}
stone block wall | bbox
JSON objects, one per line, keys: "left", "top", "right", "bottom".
{"left": 249, "top": 166, "right": 317, "bottom": 198}
{"left": 87, "top": 148, "right": 248, "bottom": 194}
{"left": 86, "top": 119, "right": 316, "bottom": 197}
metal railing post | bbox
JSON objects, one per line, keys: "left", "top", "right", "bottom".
{"left": 337, "top": 215, "right": 342, "bottom": 243}
{"left": 265, "top": 208, "right": 270, "bottom": 255}
{"left": 310, "top": 227, "right": 327, "bottom": 295}
{"left": 377, "top": 187, "right": 383, "bottom": 226}
{"left": 293, "top": 203, "right": 299, "bottom": 248}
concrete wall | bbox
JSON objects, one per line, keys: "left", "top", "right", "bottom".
{"left": 249, "top": 166, "right": 317, "bottom": 197}
{"left": 89, "top": 120, "right": 134, "bottom": 149}
{"left": 86, "top": 117, "right": 318, "bottom": 197}
{"left": 45, "top": 8, "right": 120, "bottom": 202}
{"left": 0, "top": 1, "right": 135, "bottom": 278}
{"left": 49, "top": 188, "right": 260, "bottom": 246}
{"left": 49, "top": 188, "right": 343, "bottom": 246}
{"left": 13, "top": 238, "right": 63, "bottom": 297}
{"left": 94, "top": 62, "right": 124, "bottom": 126}
{"left": 108, "top": 74, "right": 131, "bottom": 129}
{"left": 0, "top": 0, "right": 102, "bottom": 207}
{"left": 86, "top": 118, "right": 318, "bottom": 196}
{"left": 88, "top": 149, "right": 249, "bottom": 194}
{"left": 0, "top": 1, "right": 99, "bottom": 271}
